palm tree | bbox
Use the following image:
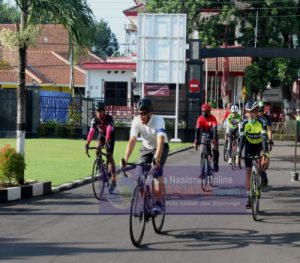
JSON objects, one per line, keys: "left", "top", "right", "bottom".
{"left": 14, "top": 0, "right": 95, "bottom": 183}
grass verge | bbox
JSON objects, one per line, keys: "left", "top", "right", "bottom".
{"left": 0, "top": 138, "right": 191, "bottom": 186}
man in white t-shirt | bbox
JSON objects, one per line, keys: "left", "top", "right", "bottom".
{"left": 123, "top": 98, "right": 169, "bottom": 214}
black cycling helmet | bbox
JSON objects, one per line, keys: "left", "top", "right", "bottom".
{"left": 245, "top": 100, "right": 259, "bottom": 111}
{"left": 137, "top": 98, "right": 154, "bottom": 112}
{"left": 96, "top": 101, "right": 105, "bottom": 111}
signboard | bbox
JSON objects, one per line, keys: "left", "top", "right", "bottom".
{"left": 144, "top": 83, "right": 169, "bottom": 96}
{"left": 262, "top": 87, "right": 283, "bottom": 102}
{"left": 137, "top": 13, "right": 187, "bottom": 84}
{"left": 188, "top": 79, "right": 200, "bottom": 93}
{"left": 242, "top": 86, "right": 247, "bottom": 100}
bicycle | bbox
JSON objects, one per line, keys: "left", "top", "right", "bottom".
{"left": 86, "top": 146, "right": 113, "bottom": 200}
{"left": 199, "top": 134, "right": 215, "bottom": 191}
{"left": 229, "top": 134, "right": 242, "bottom": 170}
{"left": 121, "top": 159, "right": 166, "bottom": 247}
{"left": 244, "top": 154, "right": 263, "bottom": 221}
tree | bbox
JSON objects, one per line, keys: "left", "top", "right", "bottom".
{"left": 92, "top": 19, "right": 119, "bottom": 58}
{"left": 235, "top": 0, "right": 300, "bottom": 112}
{"left": 0, "top": 0, "right": 19, "bottom": 23}
{"left": 146, "top": 0, "right": 237, "bottom": 47}
{"left": 0, "top": 0, "right": 96, "bottom": 184}
{"left": 146, "top": 0, "right": 300, "bottom": 111}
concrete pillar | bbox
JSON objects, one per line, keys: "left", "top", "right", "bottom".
{"left": 127, "top": 80, "right": 131, "bottom": 106}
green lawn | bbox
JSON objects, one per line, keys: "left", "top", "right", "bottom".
{"left": 0, "top": 138, "right": 191, "bottom": 186}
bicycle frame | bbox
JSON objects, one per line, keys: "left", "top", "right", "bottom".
{"left": 200, "top": 135, "right": 214, "bottom": 190}
{"left": 126, "top": 163, "right": 156, "bottom": 218}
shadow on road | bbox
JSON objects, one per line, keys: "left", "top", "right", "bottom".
{"left": 140, "top": 227, "right": 300, "bottom": 250}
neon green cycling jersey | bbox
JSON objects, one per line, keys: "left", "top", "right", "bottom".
{"left": 227, "top": 113, "right": 242, "bottom": 129}
{"left": 240, "top": 116, "right": 267, "bottom": 144}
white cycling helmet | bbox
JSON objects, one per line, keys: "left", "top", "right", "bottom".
{"left": 245, "top": 101, "right": 259, "bottom": 111}
{"left": 230, "top": 105, "right": 239, "bottom": 113}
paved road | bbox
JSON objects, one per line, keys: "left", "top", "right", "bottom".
{"left": 1, "top": 141, "right": 300, "bottom": 263}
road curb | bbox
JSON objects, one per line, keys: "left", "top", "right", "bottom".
{"left": 0, "top": 146, "right": 192, "bottom": 203}
{"left": 0, "top": 181, "right": 52, "bottom": 203}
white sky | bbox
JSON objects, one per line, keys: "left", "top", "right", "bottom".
{"left": 87, "top": 0, "right": 134, "bottom": 53}
{"left": 5, "top": 0, "right": 135, "bottom": 53}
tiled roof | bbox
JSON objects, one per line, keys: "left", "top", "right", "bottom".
{"left": 57, "top": 51, "right": 103, "bottom": 69}
{"left": 27, "top": 51, "right": 85, "bottom": 86}
{"left": 123, "top": 3, "right": 145, "bottom": 16}
{"left": 0, "top": 24, "right": 69, "bottom": 53}
{"left": 0, "top": 69, "right": 18, "bottom": 83}
{"left": 0, "top": 51, "right": 85, "bottom": 86}
{"left": 0, "top": 68, "right": 38, "bottom": 84}
{"left": 0, "top": 24, "right": 105, "bottom": 86}
{"left": 205, "top": 57, "right": 252, "bottom": 73}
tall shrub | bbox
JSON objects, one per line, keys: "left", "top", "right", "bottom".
{"left": 0, "top": 144, "right": 26, "bottom": 185}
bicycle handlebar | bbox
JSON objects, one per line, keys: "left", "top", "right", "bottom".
{"left": 120, "top": 158, "right": 152, "bottom": 177}
{"left": 85, "top": 146, "right": 106, "bottom": 158}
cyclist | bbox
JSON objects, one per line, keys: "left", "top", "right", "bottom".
{"left": 226, "top": 105, "right": 242, "bottom": 165}
{"left": 85, "top": 101, "right": 117, "bottom": 192}
{"left": 123, "top": 98, "right": 169, "bottom": 214}
{"left": 236, "top": 101, "right": 270, "bottom": 209}
{"left": 258, "top": 100, "right": 273, "bottom": 186}
{"left": 221, "top": 102, "right": 232, "bottom": 141}
{"left": 193, "top": 103, "right": 219, "bottom": 172}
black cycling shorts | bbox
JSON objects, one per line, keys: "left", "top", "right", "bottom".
{"left": 97, "top": 133, "right": 115, "bottom": 154}
{"left": 244, "top": 141, "right": 262, "bottom": 168}
{"left": 137, "top": 143, "right": 169, "bottom": 177}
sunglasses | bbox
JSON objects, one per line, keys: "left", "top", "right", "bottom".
{"left": 248, "top": 110, "right": 258, "bottom": 114}
{"left": 138, "top": 111, "right": 148, "bottom": 116}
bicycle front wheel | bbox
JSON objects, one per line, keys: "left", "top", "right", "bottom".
{"left": 231, "top": 154, "right": 237, "bottom": 170}
{"left": 208, "top": 161, "right": 214, "bottom": 187}
{"left": 129, "top": 185, "right": 146, "bottom": 247}
{"left": 250, "top": 172, "right": 260, "bottom": 221}
{"left": 201, "top": 157, "right": 209, "bottom": 190}
{"left": 91, "top": 160, "right": 106, "bottom": 200}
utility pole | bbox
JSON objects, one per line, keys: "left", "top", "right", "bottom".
{"left": 254, "top": 10, "right": 258, "bottom": 48}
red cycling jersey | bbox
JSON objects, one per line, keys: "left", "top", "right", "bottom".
{"left": 196, "top": 115, "right": 218, "bottom": 133}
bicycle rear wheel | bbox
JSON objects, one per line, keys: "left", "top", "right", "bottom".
{"left": 250, "top": 172, "right": 260, "bottom": 221}
{"left": 223, "top": 139, "right": 229, "bottom": 162}
{"left": 129, "top": 185, "right": 146, "bottom": 247}
{"left": 91, "top": 160, "right": 106, "bottom": 200}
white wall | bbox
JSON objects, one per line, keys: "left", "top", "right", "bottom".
{"left": 85, "top": 69, "right": 135, "bottom": 99}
